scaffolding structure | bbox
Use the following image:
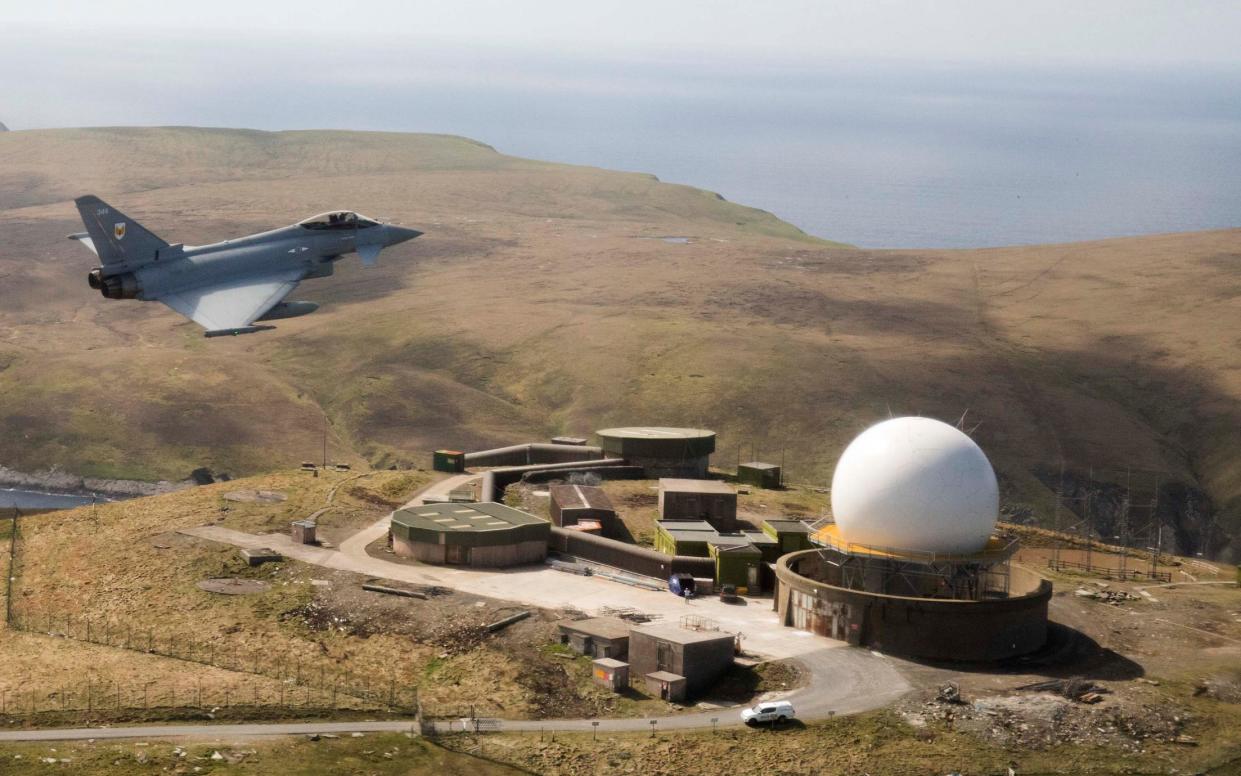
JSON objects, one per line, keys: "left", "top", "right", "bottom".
{"left": 808, "top": 519, "right": 1019, "bottom": 601}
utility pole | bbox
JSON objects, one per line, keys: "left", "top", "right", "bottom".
{"left": 322, "top": 418, "right": 328, "bottom": 469}
{"left": 1052, "top": 461, "right": 1064, "bottom": 569}
{"left": 1119, "top": 467, "right": 1131, "bottom": 578}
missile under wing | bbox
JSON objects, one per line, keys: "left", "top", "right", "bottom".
{"left": 71, "top": 196, "right": 422, "bottom": 337}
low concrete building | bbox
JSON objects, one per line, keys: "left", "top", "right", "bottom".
{"left": 548, "top": 484, "right": 619, "bottom": 537}
{"left": 761, "top": 519, "right": 814, "bottom": 555}
{"left": 558, "top": 616, "right": 631, "bottom": 659}
{"left": 389, "top": 502, "right": 550, "bottom": 567}
{"left": 658, "top": 478, "right": 738, "bottom": 531}
{"left": 737, "top": 462, "right": 782, "bottom": 489}
{"left": 643, "top": 671, "right": 687, "bottom": 702}
{"left": 629, "top": 623, "right": 735, "bottom": 698}
{"left": 592, "top": 658, "right": 630, "bottom": 691}
{"left": 653, "top": 520, "right": 718, "bottom": 557}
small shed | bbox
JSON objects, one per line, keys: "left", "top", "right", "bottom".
{"left": 629, "top": 623, "right": 735, "bottom": 698}
{"left": 551, "top": 436, "right": 590, "bottom": 446}
{"left": 592, "top": 658, "right": 630, "bottom": 691}
{"left": 549, "top": 484, "right": 618, "bottom": 537}
{"left": 737, "top": 462, "right": 782, "bottom": 489}
{"left": 658, "top": 478, "right": 738, "bottom": 530}
{"left": 710, "top": 540, "right": 764, "bottom": 592}
{"left": 761, "top": 519, "right": 813, "bottom": 554}
{"left": 644, "top": 671, "right": 687, "bottom": 702}
{"left": 290, "top": 520, "right": 317, "bottom": 545}
{"left": 558, "top": 617, "right": 631, "bottom": 659}
{"left": 433, "top": 450, "right": 466, "bottom": 473}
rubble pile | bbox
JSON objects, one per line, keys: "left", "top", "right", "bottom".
{"left": 1074, "top": 587, "right": 1140, "bottom": 605}
{"left": 1017, "top": 677, "right": 1109, "bottom": 703}
{"left": 899, "top": 687, "right": 1193, "bottom": 752}
{"left": 422, "top": 619, "right": 491, "bottom": 654}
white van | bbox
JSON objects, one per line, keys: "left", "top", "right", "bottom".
{"left": 740, "top": 700, "right": 796, "bottom": 725}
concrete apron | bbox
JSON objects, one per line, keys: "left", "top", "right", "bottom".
{"left": 182, "top": 472, "right": 840, "bottom": 660}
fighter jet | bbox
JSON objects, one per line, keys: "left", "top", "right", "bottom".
{"left": 69, "top": 195, "right": 422, "bottom": 337}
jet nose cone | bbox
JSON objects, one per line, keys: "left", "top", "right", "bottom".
{"left": 384, "top": 225, "right": 423, "bottom": 246}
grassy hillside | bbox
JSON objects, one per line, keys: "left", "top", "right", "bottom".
{"left": 0, "top": 127, "right": 1238, "bottom": 557}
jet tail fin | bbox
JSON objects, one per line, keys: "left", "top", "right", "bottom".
{"left": 74, "top": 195, "right": 169, "bottom": 275}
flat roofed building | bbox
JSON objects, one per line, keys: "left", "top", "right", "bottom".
{"left": 593, "top": 658, "right": 630, "bottom": 691}
{"left": 653, "top": 520, "right": 718, "bottom": 557}
{"left": 658, "top": 478, "right": 738, "bottom": 530}
{"left": 548, "top": 484, "right": 619, "bottom": 537}
{"left": 737, "top": 461, "right": 782, "bottom": 489}
{"left": 643, "top": 670, "right": 687, "bottom": 702}
{"left": 740, "top": 530, "right": 780, "bottom": 563}
{"left": 709, "top": 540, "right": 765, "bottom": 591}
{"left": 559, "top": 616, "right": 631, "bottom": 659}
{"left": 629, "top": 623, "right": 735, "bottom": 698}
{"left": 761, "top": 519, "right": 814, "bottom": 554}
{"left": 389, "top": 502, "right": 549, "bottom": 567}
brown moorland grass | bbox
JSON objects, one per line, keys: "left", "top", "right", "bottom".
{"left": 6, "top": 471, "right": 572, "bottom": 718}
{"left": 0, "top": 127, "right": 1237, "bottom": 554}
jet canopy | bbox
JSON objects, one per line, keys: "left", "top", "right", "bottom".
{"left": 298, "top": 211, "right": 380, "bottom": 230}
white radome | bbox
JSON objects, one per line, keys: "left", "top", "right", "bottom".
{"left": 831, "top": 417, "right": 998, "bottom": 555}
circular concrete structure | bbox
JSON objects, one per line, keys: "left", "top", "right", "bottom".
{"left": 832, "top": 417, "right": 998, "bottom": 555}
{"left": 389, "top": 502, "right": 550, "bottom": 568}
{"left": 774, "top": 547, "right": 1051, "bottom": 662}
{"left": 595, "top": 427, "right": 716, "bottom": 478}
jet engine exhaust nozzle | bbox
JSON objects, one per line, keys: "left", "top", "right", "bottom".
{"left": 89, "top": 270, "right": 142, "bottom": 299}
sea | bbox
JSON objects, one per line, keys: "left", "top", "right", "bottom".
{"left": 0, "top": 488, "right": 97, "bottom": 510}
{"left": 8, "top": 38, "right": 1241, "bottom": 248}
{"left": 392, "top": 62, "right": 1241, "bottom": 248}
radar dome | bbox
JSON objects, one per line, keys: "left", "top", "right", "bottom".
{"left": 830, "top": 417, "right": 998, "bottom": 555}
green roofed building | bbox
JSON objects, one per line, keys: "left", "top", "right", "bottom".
{"left": 760, "top": 519, "right": 814, "bottom": 555}
{"left": 653, "top": 520, "right": 717, "bottom": 557}
{"left": 389, "top": 502, "right": 550, "bottom": 567}
{"left": 710, "top": 541, "right": 764, "bottom": 592}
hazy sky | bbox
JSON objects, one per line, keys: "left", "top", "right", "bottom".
{"left": 6, "top": 0, "right": 1241, "bottom": 68}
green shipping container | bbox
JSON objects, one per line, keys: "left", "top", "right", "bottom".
{"left": 432, "top": 450, "right": 466, "bottom": 473}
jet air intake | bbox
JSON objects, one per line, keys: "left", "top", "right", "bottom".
{"left": 88, "top": 269, "right": 141, "bottom": 299}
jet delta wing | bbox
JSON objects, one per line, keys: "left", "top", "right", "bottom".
{"left": 70, "top": 196, "right": 422, "bottom": 337}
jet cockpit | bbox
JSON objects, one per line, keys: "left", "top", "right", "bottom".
{"left": 298, "top": 211, "right": 381, "bottom": 230}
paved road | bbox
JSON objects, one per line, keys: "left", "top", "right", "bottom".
{"left": 0, "top": 720, "right": 420, "bottom": 743}
{"left": 0, "top": 646, "right": 910, "bottom": 741}
{"left": 433, "top": 646, "right": 910, "bottom": 733}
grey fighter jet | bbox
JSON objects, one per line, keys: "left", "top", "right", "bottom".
{"left": 70, "top": 196, "right": 422, "bottom": 337}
